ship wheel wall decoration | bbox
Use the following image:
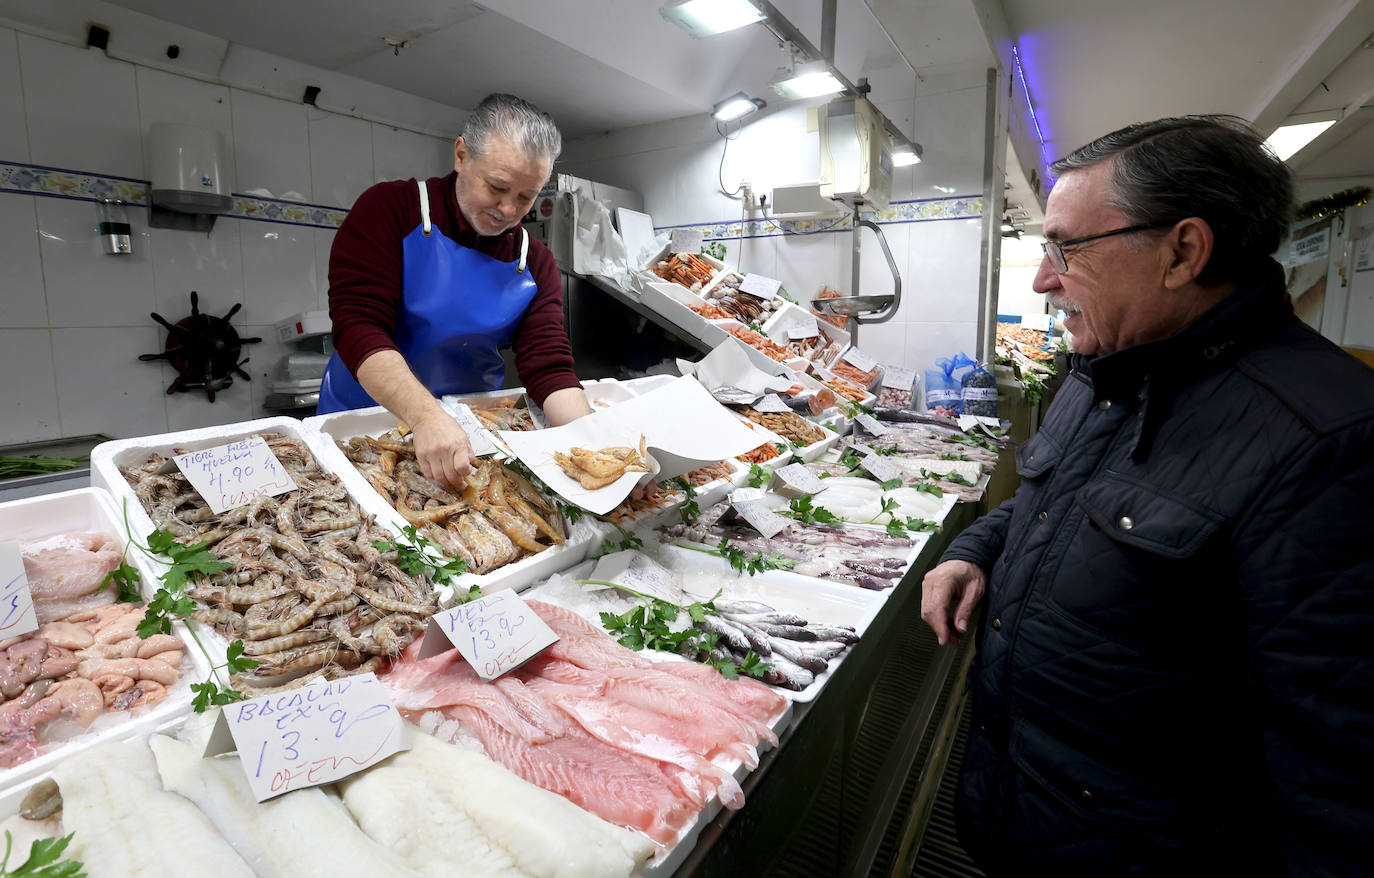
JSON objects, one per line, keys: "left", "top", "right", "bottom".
{"left": 140, "top": 291, "right": 262, "bottom": 402}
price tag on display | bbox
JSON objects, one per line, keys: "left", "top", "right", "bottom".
{"left": 860, "top": 452, "right": 904, "bottom": 484}
{"left": 787, "top": 318, "right": 820, "bottom": 340}
{"left": 842, "top": 346, "right": 878, "bottom": 373}
{"left": 447, "top": 403, "right": 498, "bottom": 456}
{"left": 669, "top": 228, "right": 705, "bottom": 255}
{"left": 589, "top": 551, "right": 683, "bottom": 604}
{"left": 881, "top": 364, "right": 917, "bottom": 389}
{"left": 738, "top": 273, "right": 782, "bottom": 299}
{"left": 958, "top": 414, "right": 1005, "bottom": 432}
{"left": 855, "top": 414, "right": 890, "bottom": 435}
{"left": 1020, "top": 313, "right": 1052, "bottom": 331}
{"left": 770, "top": 462, "right": 826, "bottom": 498}
{"left": 204, "top": 673, "right": 407, "bottom": 802}
{"left": 420, "top": 590, "right": 559, "bottom": 680}
{"left": 728, "top": 492, "right": 790, "bottom": 538}
{"left": 753, "top": 393, "right": 791, "bottom": 413}
{"left": 174, "top": 437, "right": 297, "bottom": 515}
{"left": 0, "top": 541, "right": 39, "bottom": 639}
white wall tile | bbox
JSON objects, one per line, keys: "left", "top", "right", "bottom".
{"left": 0, "top": 195, "right": 47, "bottom": 327}
{"left": 313, "top": 228, "right": 335, "bottom": 311}
{"left": 231, "top": 90, "right": 311, "bottom": 200}
{"left": 51, "top": 327, "right": 168, "bottom": 440}
{"left": 0, "top": 28, "right": 28, "bottom": 162}
{"left": 309, "top": 109, "right": 373, "bottom": 209}
{"left": 149, "top": 219, "right": 245, "bottom": 325}
{"left": 165, "top": 370, "right": 253, "bottom": 432}
{"left": 911, "top": 81, "right": 988, "bottom": 200}
{"left": 0, "top": 329, "right": 59, "bottom": 444}
{"left": 37, "top": 196, "right": 156, "bottom": 327}
{"left": 19, "top": 35, "right": 143, "bottom": 177}
{"left": 907, "top": 218, "right": 983, "bottom": 324}
{"left": 852, "top": 319, "right": 907, "bottom": 367}
{"left": 241, "top": 323, "right": 296, "bottom": 416}
{"left": 373, "top": 124, "right": 452, "bottom": 185}
{"left": 238, "top": 220, "right": 320, "bottom": 325}
{"left": 905, "top": 321, "right": 978, "bottom": 373}
{"left": 771, "top": 230, "right": 839, "bottom": 303}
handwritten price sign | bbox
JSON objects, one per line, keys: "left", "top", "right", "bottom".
{"left": 204, "top": 673, "right": 407, "bottom": 802}
{"left": 174, "top": 437, "right": 298, "bottom": 514}
{"left": 0, "top": 541, "right": 39, "bottom": 639}
{"left": 421, "top": 591, "right": 558, "bottom": 680}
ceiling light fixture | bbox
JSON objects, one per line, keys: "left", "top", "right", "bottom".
{"left": 891, "top": 143, "right": 922, "bottom": 167}
{"left": 771, "top": 60, "right": 845, "bottom": 100}
{"left": 1264, "top": 119, "right": 1337, "bottom": 162}
{"left": 660, "top": 0, "right": 764, "bottom": 38}
{"left": 712, "top": 91, "right": 766, "bottom": 122}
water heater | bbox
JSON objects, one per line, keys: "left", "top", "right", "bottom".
{"left": 148, "top": 123, "right": 232, "bottom": 214}
{"left": 815, "top": 96, "right": 892, "bottom": 210}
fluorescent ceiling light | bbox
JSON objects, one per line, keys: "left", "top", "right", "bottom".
{"left": 892, "top": 146, "right": 921, "bottom": 167}
{"left": 771, "top": 61, "right": 845, "bottom": 100}
{"left": 712, "top": 91, "right": 765, "bottom": 122}
{"left": 660, "top": 0, "right": 764, "bottom": 38}
{"left": 1264, "top": 119, "right": 1336, "bottom": 161}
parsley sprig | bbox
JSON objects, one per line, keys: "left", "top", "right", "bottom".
{"left": 779, "top": 495, "right": 842, "bottom": 526}
{"left": 599, "top": 524, "right": 644, "bottom": 556}
{"left": 1, "top": 831, "right": 85, "bottom": 878}
{"left": 921, "top": 467, "right": 975, "bottom": 486}
{"left": 503, "top": 459, "right": 585, "bottom": 524}
{"left": 373, "top": 524, "right": 469, "bottom": 584}
{"left": 746, "top": 463, "right": 771, "bottom": 488}
{"left": 663, "top": 477, "right": 700, "bottom": 524}
{"left": 673, "top": 536, "right": 798, "bottom": 576}
{"left": 190, "top": 639, "right": 260, "bottom": 711}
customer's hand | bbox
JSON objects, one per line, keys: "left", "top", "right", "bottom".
{"left": 410, "top": 413, "right": 476, "bottom": 488}
{"left": 921, "top": 559, "right": 988, "bottom": 647}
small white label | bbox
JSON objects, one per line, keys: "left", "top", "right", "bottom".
{"left": 207, "top": 674, "right": 407, "bottom": 802}
{"left": 173, "top": 437, "right": 298, "bottom": 515}
{"left": 421, "top": 591, "right": 559, "bottom": 680}
{"left": 730, "top": 495, "right": 790, "bottom": 538}
{"left": 787, "top": 318, "right": 820, "bottom": 340}
{"left": 842, "top": 346, "right": 878, "bottom": 373}
{"left": 0, "top": 541, "right": 39, "bottom": 639}
{"left": 926, "top": 388, "right": 960, "bottom": 405}
{"left": 738, "top": 273, "right": 782, "bottom": 298}
{"left": 963, "top": 387, "right": 999, "bottom": 401}
{"left": 861, "top": 453, "right": 904, "bottom": 484}
{"left": 881, "top": 365, "right": 917, "bottom": 390}
{"left": 855, "top": 414, "right": 889, "bottom": 435}
{"left": 754, "top": 393, "right": 791, "bottom": 413}
{"left": 588, "top": 551, "right": 683, "bottom": 604}
{"left": 729, "top": 487, "right": 766, "bottom": 504}
{"left": 771, "top": 462, "right": 825, "bottom": 496}
{"left": 669, "top": 228, "right": 705, "bottom": 254}
{"left": 1020, "top": 313, "right": 1052, "bottom": 331}
{"left": 448, "top": 404, "right": 498, "bottom": 457}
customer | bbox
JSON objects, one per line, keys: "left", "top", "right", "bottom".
{"left": 319, "top": 93, "right": 591, "bottom": 485}
{"left": 921, "top": 115, "right": 1374, "bottom": 876}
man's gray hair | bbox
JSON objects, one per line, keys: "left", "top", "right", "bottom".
{"left": 462, "top": 93, "right": 562, "bottom": 165}
{"left": 1050, "top": 115, "right": 1293, "bottom": 286}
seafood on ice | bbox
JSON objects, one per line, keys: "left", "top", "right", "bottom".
{"left": 1, "top": 601, "right": 183, "bottom": 768}
{"left": 605, "top": 460, "right": 737, "bottom": 525}
{"left": 730, "top": 408, "right": 827, "bottom": 446}
{"left": 337, "top": 429, "right": 568, "bottom": 573}
{"left": 472, "top": 398, "right": 536, "bottom": 432}
{"left": 16, "top": 531, "right": 121, "bottom": 623}
{"left": 381, "top": 599, "right": 788, "bottom": 847}
{"left": 554, "top": 437, "right": 650, "bottom": 490}
{"left": 849, "top": 421, "right": 1001, "bottom": 471}
{"left": 339, "top": 729, "right": 656, "bottom": 878}
{"left": 120, "top": 432, "right": 439, "bottom": 693}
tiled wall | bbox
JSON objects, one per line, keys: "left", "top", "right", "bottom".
{"left": 0, "top": 27, "right": 454, "bottom": 446}
{"left": 561, "top": 68, "right": 992, "bottom": 373}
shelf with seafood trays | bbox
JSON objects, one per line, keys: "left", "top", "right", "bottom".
{"left": 0, "top": 365, "right": 1004, "bottom": 878}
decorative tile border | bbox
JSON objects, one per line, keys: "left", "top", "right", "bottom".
{"left": 0, "top": 160, "right": 348, "bottom": 229}
{"left": 662, "top": 194, "right": 984, "bottom": 242}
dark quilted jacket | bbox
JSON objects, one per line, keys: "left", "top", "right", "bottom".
{"left": 942, "top": 260, "right": 1374, "bottom": 877}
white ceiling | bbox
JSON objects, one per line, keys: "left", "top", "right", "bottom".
{"left": 83, "top": 0, "right": 1374, "bottom": 211}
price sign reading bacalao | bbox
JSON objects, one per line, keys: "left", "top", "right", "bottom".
{"left": 174, "top": 437, "right": 297, "bottom": 514}
{"left": 421, "top": 590, "right": 558, "bottom": 681}
{"left": 205, "top": 673, "right": 408, "bottom": 802}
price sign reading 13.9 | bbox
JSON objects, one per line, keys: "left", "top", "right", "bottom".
{"left": 434, "top": 591, "right": 559, "bottom": 681}
{"left": 174, "top": 436, "right": 298, "bottom": 514}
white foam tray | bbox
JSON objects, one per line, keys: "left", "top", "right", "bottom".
{"left": 762, "top": 301, "right": 851, "bottom": 368}
{"left": 708, "top": 319, "right": 811, "bottom": 376}
{"left": 640, "top": 282, "right": 731, "bottom": 348}
{"left": 727, "top": 406, "right": 837, "bottom": 464}
{"left": 810, "top": 363, "right": 879, "bottom": 410}
{"left": 0, "top": 487, "right": 205, "bottom": 800}
{"left": 640, "top": 246, "right": 726, "bottom": 297}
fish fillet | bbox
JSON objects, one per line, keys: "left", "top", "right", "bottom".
{"left": 340, "top": 730, "right": 653, "bottom": 878}
{"left": 51, "top": 738, "right": 254, "bottom": 878}
{"left": 20, "top": 532, "right": 120, "bottom": 623}
{"left": 149, "top": 733, "right": 421, "bottom": 878}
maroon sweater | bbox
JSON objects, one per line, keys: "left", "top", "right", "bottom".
{"left": 328, "top": 172, "right": 579, "bottom": 406}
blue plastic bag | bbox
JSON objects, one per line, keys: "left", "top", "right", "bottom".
{"left": 961, "top": 362, "right": 999, "bottom": 417}
{"left": 925, "top": 352, "right": 976, "bottom": 413}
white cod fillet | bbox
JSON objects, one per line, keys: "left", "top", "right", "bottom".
{"left": 51, "top": 739, "right": 254, "bottom": 878}
{"left": 149, "top": 734, "right": 422, "bottom": 878}
{"left": 339, "top": 730, "right": 655, "bottom": 878}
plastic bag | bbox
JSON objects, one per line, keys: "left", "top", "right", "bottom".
{"left": 925, "top": 352, "right": 975, "bottom": 413}
{"left": 961, "top": 362, "right": 999, "bottom": 417}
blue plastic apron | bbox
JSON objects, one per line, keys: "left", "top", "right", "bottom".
{"left": 317, "top": 179, "right": 538, "bottom": 414}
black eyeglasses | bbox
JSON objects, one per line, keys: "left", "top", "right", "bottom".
{"left": 1041, "top": 222, "right": 1173, "bottom": 273}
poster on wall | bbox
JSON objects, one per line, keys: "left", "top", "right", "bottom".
{"left": 1281, "top": 218, "right": 1333, "bottom": 331}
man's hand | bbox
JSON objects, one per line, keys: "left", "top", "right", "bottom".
{"left": 921, "top": 559, "right": 988, "bottom": 647}
{"left": 410, "top": 412, "right": 476, "bottom": 487}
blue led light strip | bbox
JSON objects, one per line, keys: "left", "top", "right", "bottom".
{"left": 1011, "top": 45, "right": 1053, "bottom": 176}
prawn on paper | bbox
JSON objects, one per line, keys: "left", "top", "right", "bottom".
{"left": 554, "top": 435, "right": 651, "bottom": 489}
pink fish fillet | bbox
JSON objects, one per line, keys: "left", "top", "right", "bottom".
{"left": 20, "top": 532, "right": 121, "bottom": 624}
{"left": 651, "top": 660, "right": 789, "bottom": 724}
